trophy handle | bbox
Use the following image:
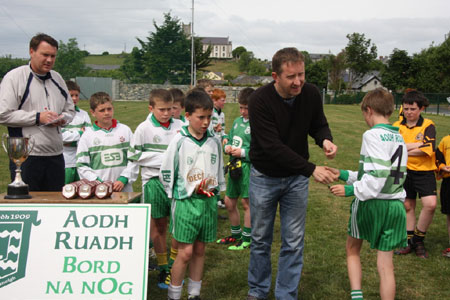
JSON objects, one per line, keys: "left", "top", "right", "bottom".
{"left": 1, "top": 133, "right": 8, "bottom": 154}
{"left": 25, "top": 136, "right": 35, "bottom": 156}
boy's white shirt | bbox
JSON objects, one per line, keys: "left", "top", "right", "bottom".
{"left": 208, "top": 107, "right": 226, "bottom": 142}
{"left": 345, "top": 124, "right": 407, "bottom": 201}
{"left": 62, "top": 107, "right": 91, "bottom": 167}
{"left": 160, "top": 126, "right": 226, "bottom": 199}
{"left": 76, "top": 121, "right": 135, "bottom": 192}
{"left": 128, "top": 113, "right": 183, "bottom": 183}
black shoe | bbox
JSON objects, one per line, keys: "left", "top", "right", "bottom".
{"left": 188, "top": 296, "right": 201, "bottom": 300}
{"left": 414, "top": 242, "right": 429, "bottom": 259}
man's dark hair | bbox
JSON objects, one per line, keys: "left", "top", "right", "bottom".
{"left": 272, "top": 47, "right": 304, "bottom": 75}
{"left": 402, "top": 90, "right": 429, "bottom": 108}
{"left": 238, "top": 87, "right": 255, "bottom": 105}
{"left": 185, "top": 89, "right": 213, "bottom": 114}
{"left": 30, "top": 33, "right": 58, "bottom": 51}
{"left": 65, "top": 80, "right": 80, "bottom": 92}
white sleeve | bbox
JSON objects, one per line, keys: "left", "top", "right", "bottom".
{"left": 127, "top": 126, "right": 163, "bottom": 168}
{"left": 159, "top": 138, "right": 178, "bottom": 199}
{"left": 75, "top": 132, "right": 98, "bottom": 181}
{"left": 352, "top": 133, "right": 390, "bottom": 201}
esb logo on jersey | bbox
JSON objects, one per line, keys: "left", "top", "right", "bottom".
{"left": 101, "top": 149, "right": 124, "bottom": 166}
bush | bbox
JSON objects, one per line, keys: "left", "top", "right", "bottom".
{"left": 102, "top": 51, "right": 109, "bottom": 56}
{"left": 333, "top": 92, "right": 366, "bottom": 104}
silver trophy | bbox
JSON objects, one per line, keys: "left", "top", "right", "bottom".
{"left": 2, "top": 134, "right": 34, "bottom": 199}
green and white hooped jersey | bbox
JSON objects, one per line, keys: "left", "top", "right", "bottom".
{"left": 128, "top": 113, "right": 183, "bottom": 183}
{"left": 62, "top": 107, "right": 91, "bottom": 167}
{"left": 225, "top": 116, "right": 251, "bottom": 162}
{"left": 76, "top": 121, "right": 135, "bottom": 192}
{"left": 344, "top": 124, "right": 407, "bottom": 201}
{"left": 208, "top": 107, "right": 227, "bottom": 142}
{"left": 160, "top": 126, "right": 226, "bottom": 199}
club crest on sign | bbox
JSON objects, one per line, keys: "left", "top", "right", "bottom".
{"left": 0, "top": 211, "right": 40, "bottom": 288}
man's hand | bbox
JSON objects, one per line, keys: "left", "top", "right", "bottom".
{"left": 113, "top": 181, "right": 125, "bottom": 192}
{"left": 312, "top": 166, "right": 335, "bottom": 184}
{"left": 325, "top": 166, "right": 340, "bottom": 181}
{"left": 323, "top": 139, "right": 337, "bottom": 159}
{"left": 329, "top": 184, "right": 345, "bottom": 197}
{"left": 40, "top": 110, "right": 59, "bottom": 125}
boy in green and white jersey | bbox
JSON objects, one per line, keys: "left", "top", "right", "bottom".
{"left": 62, "top": 80, "right": 91, "bottom": 184}
{"left": 217, "top": 88, "right": 254, "bottom": 250}
{"left": 76, "top": 92, "right": 135, "bottom": 192}
{"left": 329, "top": 88, "right": 408, "bottom": 300}
{"left": 160, "top": 89, "right": 226, "bottom": 300}
{"left": 128, "top": 89, "right": 183, "bottom": 289}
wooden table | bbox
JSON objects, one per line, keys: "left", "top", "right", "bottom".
{"left": 0, "top": 191, "right": 142, "bottom": 204}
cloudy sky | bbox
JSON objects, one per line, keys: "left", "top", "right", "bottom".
{"left": 1, "top": 0, "right": 449, "bottom": 60}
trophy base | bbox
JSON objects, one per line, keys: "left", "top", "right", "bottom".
{"left": 4, "top": 185, "right": 32, "bottom": 199}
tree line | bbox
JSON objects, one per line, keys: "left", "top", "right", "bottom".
{"left": 1, "top": 12, "right": 449, "bottom": 93}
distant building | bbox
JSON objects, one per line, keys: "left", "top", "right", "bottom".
{"left": 200, "top": 37, "right": 233, "bottom": 59}
{"left": 309, "top": 53, "right": 331, "bottom": 63}
{"left": 351, "top": 71, "right": 385, "bottom": 92}
{"left": 203, "top": 71, "right": 224, "bottom": 81}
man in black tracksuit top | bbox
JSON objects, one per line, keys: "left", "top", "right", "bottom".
{"left": 246, "top": 47, "right": 337, "bottom": 300}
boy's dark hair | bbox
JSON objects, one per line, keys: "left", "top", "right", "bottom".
{"left": 149, "top": 89, "right": 172, "bottom": 106}
{"left": 402, "top": 90, "right": 429, "bottom": 108}
{"left": 30, "top": 33, "right": 58, "bottom": 51}
{"left": 360, "top": 88, "right": 394, "bottom": 117}
{"left": 238, "top": 87, "right": 255, "bottom": 105}
{"left": 169, "top": 88, "right": 185, "bottom": 108}
{"left": 65, "top": 80, "right": 80, "bottom": 92}
{"left": 272, "top": 47, "right": 304, "bottom": 75}
{"left": 196, "top": 79, "right": 214, "bottom": 89}
{"left": 90, "top": 92, "right": 112, "bottom": 110}
{"left": 185, "top": 89, "right": 213, "bottom": 114}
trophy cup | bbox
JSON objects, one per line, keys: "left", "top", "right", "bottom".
{"left": 2, "top": 134, "right": 34, "bottom": 199}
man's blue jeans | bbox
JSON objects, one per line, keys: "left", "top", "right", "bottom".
{"left": 247, "top": 166, "right": 309, "bottom": 300}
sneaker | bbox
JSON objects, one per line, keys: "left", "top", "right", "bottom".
{"left": 157, "top": 270, "right": 171, "bottom": 289}
{"left": 394, "top": 244, "right": 413, "bottom": 255}
{"left": 228, "top": 239, "right": 251, "bottom": 250}
{"left": 414, "top": 242, "right": 429, "bottom": 259}
{"left": 217, "top": 199, "right": 226, "bottom": 208}
{"left": 216, "top": 235, "right": 239, "bottom": 244}
{"left": 188, "top": 296, "right": 201, "bottom": 300}
{"left": 442, "top": 248, "right": 450, "bottom": 258}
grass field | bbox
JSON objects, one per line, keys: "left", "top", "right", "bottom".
{"left": 83, "top": 54, "right": 126, "bottom": 65}
{"left": 1, "top": 103, "right": 449, "bottom": 299}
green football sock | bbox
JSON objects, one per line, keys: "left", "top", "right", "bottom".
{"left": 242, "top": 226, "right": 251, "bottom": 243}
{"left": 351, "top": 289, "right": 363, "bottom": 299}
{"left": 231, "top": 225, "right": 242, "bottom": 239}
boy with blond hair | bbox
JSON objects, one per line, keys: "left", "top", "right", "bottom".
{"left": 330, "top": 88, "right": 408, "bottom": 300}
{"left": 128, "top": 89, "right": 183, "bottom": 289}
{"left": 76, "top": 92, "right": 135, "bottom": 192}
{"left": 160, "top": 89, "right": 226, "bottom": 300}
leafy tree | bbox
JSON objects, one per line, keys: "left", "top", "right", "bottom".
{"left": 345, "top": 33, "right": 377, "bottom": 83}
{"left": 306, "top": 59, "right": 329, "bottom": 91}
{"left": 0, "top": 56, "right": 27, "bottom": 79}
{"left": 381, "top": 49, "right": 412, "bottom": 92}
{"left": 120, "top": 47, "right": 147, "bottom": 83}
{"left": 194, "top": 37, "right": 212, "bottom": 71}
{"left": 232, "top": 46, "right": 247, "bottom": 59}
{"left": 238, "top": 51, "right": 254, "bottom": 72}
{"left": 328, "top": 51, "right": 347, "bottom": 92}
{"left": 53, "top": 38, "right": 90, "bottom": 80}
{"left": 248, "top": 59, "right": 266, "bottom": 76}
{"left": 138, "top": 13, "right": 191, "bottom": 84}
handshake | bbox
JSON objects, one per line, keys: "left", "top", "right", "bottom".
{"left": 312, "top": 166, "right": 346, "bottom": 197}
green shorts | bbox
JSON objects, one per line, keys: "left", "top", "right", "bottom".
{"left": 348, "top": 198, "right": 407, "bottom": 251}
{"left": 65, "top": 167, "right": 80, "bottom": 184}
{"left": 144, "top": 177, "right": 170, "bottom": 219}
{"left": 171, "top": 194, "right": 218, "bottom": 243}
{"left": 226, "top": 161, "right": 250, "bottom": 199}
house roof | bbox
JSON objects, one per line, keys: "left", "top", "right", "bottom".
{"left": 231, "top": 75, "right": 272, "bottom": 85}
{"left": 351, "top": 71, "right": 381, "bottom": 89}
{"left": 200, "top": 37, "right": 231, "bottom": 45}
